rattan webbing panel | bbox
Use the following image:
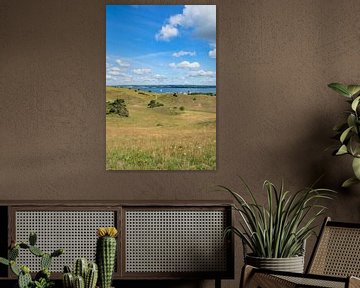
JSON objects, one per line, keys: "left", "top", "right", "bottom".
{"left": 15, "top": 211, "right": 115, "bottom": 272}
{"left": 125, "top": 210, "right": 227, "bottom": 273}
{"left": 310, "top": 226, "right": 360, "bottom": 277}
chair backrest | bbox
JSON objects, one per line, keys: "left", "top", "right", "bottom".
{"left": 307, "top": 217, "right": 360, "bottom": 277}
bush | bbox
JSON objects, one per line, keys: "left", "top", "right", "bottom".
{"left": 106, "top": 99, "right": 129, "bottom": 117}
{"left": 147, "top": 100, "right": 164, "bottom": 108}
{"left": 179, "top": 106, "right": 185, "bottom": 111}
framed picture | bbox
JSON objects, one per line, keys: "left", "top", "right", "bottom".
{"left": 106, "top": 4, "right": 216, "bottom": 170}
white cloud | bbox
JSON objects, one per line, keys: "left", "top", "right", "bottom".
{"left": 169, "top": 61, "right": 200, "bottom": 70}
{"left": 209, "top": 48, "right": 216, "bottom": 58}
{"left": 154, "top": 74, "right": 167, "bottom": 80}
{"left": 155, "top": 24, "right": 179, "bottom": 41}
{"left": 155, "top": 5, "right": 216, "bottom": 42}
{"left": 172, "top": 50, "right": 196, "bottom": 57}
{"left": 107, "top": 67, "right": 122, "bottom": 75}
{"left": 133, "top": 68, "right": 152, "bottom": 75}
{"left": 115, "top": 59, "right": 130, "bottom": 67}
{"left": 188, "top": 69, "right": 215, "bottom": 77}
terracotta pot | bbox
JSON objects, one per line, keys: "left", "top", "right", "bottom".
{"left": 245, "top": 254, "right": 304, "bottom": 273}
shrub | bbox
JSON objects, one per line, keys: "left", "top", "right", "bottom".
{"left": 147, "top": 100, "right": 164, "bottom": 108}
{"left": 106, "top": 99, "right": 129, "bottom": 117}
{"left": 179, "top": 106, "right": 185, "bottom": 111}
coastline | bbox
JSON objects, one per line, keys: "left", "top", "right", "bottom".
{"left": 107, "top": 85, "right": 216, "bottom": 95}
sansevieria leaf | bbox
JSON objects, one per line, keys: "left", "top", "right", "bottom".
{"left": 220, "top": 179, "right": 335, "bottom": 258}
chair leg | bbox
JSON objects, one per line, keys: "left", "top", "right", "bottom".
{"left": 215, "top": 278, "right": 221, "bottom": 288}
{"left": 240, "top": 265, "right": 255, "bottom": 288}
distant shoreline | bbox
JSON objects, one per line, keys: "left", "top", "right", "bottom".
{"left": 107, "top": 85, "right": 216, "bottom": 95}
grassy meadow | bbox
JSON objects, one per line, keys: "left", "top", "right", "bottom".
{"left": 106, "top": 87, "right": 216, "bottom": 170}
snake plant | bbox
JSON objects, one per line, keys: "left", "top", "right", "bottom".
{"left": 221, "top": 179, "right": 335, "bottom": 258}
{"left": 328, "top": 83, "right": 360, "bottom": 187}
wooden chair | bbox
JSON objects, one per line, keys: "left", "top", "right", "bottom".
{"left": 241, "top": 217, "right": 360, "bottom": 288}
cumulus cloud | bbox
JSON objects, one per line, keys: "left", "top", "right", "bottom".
{"left": 209, "top": 48, "right": 216, "bottom": 58}
{"left": 155, "top": 5, "right": 216, "bottom": 42}
{"left": 169, "top": 61, "right": 200, "bottom": 70}
{"left": 115, "top": 59, "right": 130, "bottom": 67}
{"left": 188, "top": 69, "right": 215, "bottom": 77}
{"left": 154, "top": 74, "right": 167, "bottom": 80}
{"left": 155, "top": 24, "right": 179, "bottom": 41}
{"left": 172, "top": 50, "right": 196, "bottom": 57}
{"left": 107, "top": 67, "right": 122, "bottom": 75}
{"left": 133, "top": 68, "right": 152, "bottom": 75}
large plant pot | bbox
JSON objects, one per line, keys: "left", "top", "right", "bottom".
{"left": 245, "top": 254, "right": 304, "bottom": 273}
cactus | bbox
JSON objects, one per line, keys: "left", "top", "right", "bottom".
{"left": 41, "top": 253, "right": 52, "bottom": 270}
{"left": 35, "top": 268, "right": 50, "bottom": 281}
{"left": 9, "top": 246, "right": 19, "bottom": 260}
{"left": 51, "top": 248, "right": 64, "bottom": 257}
{"left": 29, "top": 245, "right": 44, "bottom": 257}
{"left": 85, "top": 263, "right": 98, "bottom": 288}
{"left": 10, "top": 260, "right": 20, "bottom": 276}
{"left": 74, "top": 275, "right": 85, "bottom": 288}
{"left": 0, "top": 257, "right": 9, "bottom": 266}
{"left": 74, "top": 258, "right": 88, "bottom": 279}
{"left": 63, "top": 260, "right": 98, "bottom": 288}
{"left": 29, "top": 232, "right": 37, "bottom": 246}
{"left": 0, "top": 232, "right": 63, "bottom": 288}
{"left": 18, "top": 270, "right": 32, "bottom": 288}
{"left": 63, "top": 272, "right": 74, "bottom": 288}
{"left": 96, "top": 227, "right": 118, "bottom": 288}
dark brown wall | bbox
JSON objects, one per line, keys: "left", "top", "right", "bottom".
{"left": 1, "top": 0, "right": 360, "bottom": 287}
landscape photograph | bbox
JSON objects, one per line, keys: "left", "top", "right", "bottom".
{"left": 106, "top": 5, "right": 216, "bottom": 170}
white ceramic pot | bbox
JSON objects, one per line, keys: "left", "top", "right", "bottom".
{"left": 245, "top": 254, "right": 305, "bottom": 273}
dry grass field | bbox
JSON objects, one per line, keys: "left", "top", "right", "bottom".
{"left": 106, "top": 87, "right": 216, "bottom": 170}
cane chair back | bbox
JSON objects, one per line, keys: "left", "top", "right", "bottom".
{"left": 307, "top": 217, "right": 360, "bottom": 278}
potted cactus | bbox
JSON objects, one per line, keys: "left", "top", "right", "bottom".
{"left": 0, "top": 232, "right": 64, "bottom": 288}
{"left": 96, "top": 227, "right": 118, "bottom": 288}
{"left": 62, "top": 258, "right": 98, "bottom": 288}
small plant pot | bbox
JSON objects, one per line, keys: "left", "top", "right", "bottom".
{"left": 245, "top": 254, "right": 305, "bottom": 273}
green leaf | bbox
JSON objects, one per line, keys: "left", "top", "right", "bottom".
{"left": 352, "top": 157, "right": 360, "bottom": 179}
{"left": 349, "top": 135, "right": 360, "bottom": 157}
{"left": 340, "top": 126, "right": 353, "bottom": 143}
{"left": 347, "top": 85, "right": 360, "bottom": 97}
{"left": 336, "top": 145, "right": 348, "bottom": 155}
{"left": 352, "top": 96, "right": 360, "bottom": 111}
{"left": 342, "top": 177, "right": 360, "bottom": 188}
{"left": 347, "top": 114, "right": 356, "bottom": 129}
{"left": 328, "top": 83, "right": 351, "bottom": 97}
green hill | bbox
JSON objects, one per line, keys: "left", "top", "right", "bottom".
{"left": 106, "top": 86, "right": 216, "bottom": 170}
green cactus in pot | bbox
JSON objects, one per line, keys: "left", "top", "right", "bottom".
{"left": 62, "top": 259, "right": 98, "bottom": 288}
{"left": 0, "top": 232, "right": 63, "bottom": 288}
{"left": 96, "top": 227, "right": 118, "bottom": 288}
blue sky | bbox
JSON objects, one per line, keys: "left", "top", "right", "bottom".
{"left": 106, "top": 5, "right": 216, "bottom": 86}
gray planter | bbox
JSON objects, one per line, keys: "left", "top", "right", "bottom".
{"left": 245, "top": 254, "right": 305, "bottom": 273}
